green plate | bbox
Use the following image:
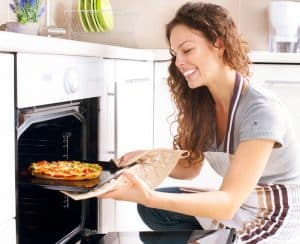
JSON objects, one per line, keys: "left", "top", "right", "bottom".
{"left": 92, "top": 0, "right": 104, "bottom": 31}
{"left": 78, "top": 0, "right": 90, "bottom": 32}
{"left": 84, "top": 0, "right": 97, "bottom": 32}
{"left": 95, "top": 0, "right": 114, "bottom": 31}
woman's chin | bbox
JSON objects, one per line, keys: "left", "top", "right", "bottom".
{"left": 187, "top": 81, "right": 201, "bottom": 89}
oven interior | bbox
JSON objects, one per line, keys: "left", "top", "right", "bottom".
{"left": 17, "top": 99, "right": 99, "bottom": 244}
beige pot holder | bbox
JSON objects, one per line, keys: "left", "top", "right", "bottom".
{"left": 62, "top": 149, "right": 189, "bottom": 200}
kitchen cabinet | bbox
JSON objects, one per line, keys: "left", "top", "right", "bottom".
{"left": 100, "top": 59, "right": 154, "bottom": 158}
{"left": 100, "top": 59, "right": 116, "bottom": 161}
{"left": 0, "top": 219, "right": 16, "bottom": 244}
{"left": 114, "top": 59, "right": 154, "bottom": 231}
{"left": 0, "top": 53, "right": 16, "bottom": 240}
{"left": 98, "top": 58, "right": 117, "bottom": 233}
{"left": 115, "top": 59, "right": 154, "bottom": 156}
{"left": 250, "top": 63, "right": 300, "bottom": 141}
{"left": 153, "top": 61, "right": 174, "bottom": 148}
{"left": 99, "top": 59, "right": 154, "bottom": 232}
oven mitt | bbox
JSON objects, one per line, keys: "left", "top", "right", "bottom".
{"left": 62, "top": 149, "right": 189, "bottom": 200}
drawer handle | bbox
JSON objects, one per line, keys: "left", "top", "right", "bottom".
{"left": 265, "top": 80, "right": 300, "bottom": 85}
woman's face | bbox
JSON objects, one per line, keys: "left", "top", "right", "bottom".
{"left": 169, "top": 24, "right": 224, "bottom": 89}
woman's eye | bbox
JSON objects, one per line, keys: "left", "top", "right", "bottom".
{"left": 183, "top": 48, "right": 192, "bottom": 54}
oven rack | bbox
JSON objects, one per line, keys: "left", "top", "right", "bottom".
{"left": 64, "top": 10, "right": 138, "bottom": 48}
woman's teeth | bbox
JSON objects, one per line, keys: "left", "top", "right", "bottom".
{"left": 183, "top": 69, "right": 196, "bottom": 77}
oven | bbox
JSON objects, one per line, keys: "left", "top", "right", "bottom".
{"left": 16, "top": 53, "right": 105, "bottom": 244}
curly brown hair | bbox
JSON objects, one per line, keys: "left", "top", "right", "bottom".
{"left": 166, "top": 2, "right": 251, "bottom": 165}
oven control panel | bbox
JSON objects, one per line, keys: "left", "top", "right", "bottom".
{"left": 17, "top": 53, "right": 104, "bottom": 108}
{"left": 64, "top": 67, "right": 80, "bottom": 94}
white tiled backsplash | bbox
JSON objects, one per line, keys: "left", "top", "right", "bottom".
{"left": 1, "top": 0, "right": 300, "bottom": 49}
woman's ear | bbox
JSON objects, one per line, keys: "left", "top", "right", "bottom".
{"left": 215, "top": 38, "right": 225, "bottom": 56}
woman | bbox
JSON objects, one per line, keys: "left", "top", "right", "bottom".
{"left": 101, "top": 2, "right": 300, "bottom": 243}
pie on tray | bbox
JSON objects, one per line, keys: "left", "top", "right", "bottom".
{"left": 28, "top": 160, "right": 102, "bottom": 181}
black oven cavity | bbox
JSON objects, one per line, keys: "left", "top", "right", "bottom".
{"left": 17, "top": 98, "right": 99, "bottom": 244}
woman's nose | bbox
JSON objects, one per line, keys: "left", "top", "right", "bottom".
{"left": 175, "top": 54, "right": 185, "bottom": 68}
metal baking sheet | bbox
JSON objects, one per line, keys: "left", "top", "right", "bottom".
{"left": 19, "top": 160, "right": 123, "bottom": 193}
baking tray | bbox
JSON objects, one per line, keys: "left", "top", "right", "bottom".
{"left": 19, "top": 160, "right": 125, "bottom": 193}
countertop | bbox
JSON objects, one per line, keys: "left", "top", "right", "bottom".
{"left": 1, "top": 31, "right": 300, "bottom": 63}
{"left": 0, "top": 31, "right": 153, "bottom": 61}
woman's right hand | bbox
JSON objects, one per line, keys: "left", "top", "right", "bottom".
{"left": 113, "top": 150, "right": 146, "bottom": 168}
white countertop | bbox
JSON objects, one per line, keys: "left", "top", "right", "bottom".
{"left": 0, "top": 31, "right": 154, "bottom": 61}
{"left": 249, "top": 51, "right": 300, "bottom": 64}
{"left": 1, "top": 31, "right": 300, "bottom": 63}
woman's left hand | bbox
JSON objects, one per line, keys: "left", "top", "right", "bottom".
{"left": 98, "top": 170, "right": 153, "bottom": 206}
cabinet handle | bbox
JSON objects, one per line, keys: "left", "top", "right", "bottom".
{"left": 265, "top": 80, "right": 300, "bottom": 85}
{"left": 114, "top": 82, "right": 118, "bottom": 157}
{"left": 107, "top": 92, "right": 115, "bottom": 96}
{"left": 124, "top": 78, "right": 151, "bottom": 84}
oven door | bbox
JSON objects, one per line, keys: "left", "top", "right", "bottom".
{"left": 17, "top": 99, "right": 99, "bottom": 244}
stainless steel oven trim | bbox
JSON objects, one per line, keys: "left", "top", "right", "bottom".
{"left": 17, "top": 108, "right": 85, "bottom": 140}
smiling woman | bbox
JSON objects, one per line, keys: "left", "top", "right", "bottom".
{"left": 99, "top": 2, "right": 300, "bottom": 243}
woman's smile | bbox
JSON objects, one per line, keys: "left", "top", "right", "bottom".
{"left": 183, "top": 68, "right": 197, "bottom": 79}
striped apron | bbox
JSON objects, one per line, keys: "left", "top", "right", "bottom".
{"left": 195, "top": 73, "right": 300, "bottom": 243}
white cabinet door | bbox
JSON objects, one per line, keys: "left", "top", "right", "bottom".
{"left": 0, "top": 219, "right": 16, "bottom": 244}
{"left": 114, "top": 59, "right": 153, "bottom": 231}
{"left": 115, "top": 60, "right": 154, "bottom": 156}
{"left": 99, "top": 59, "right": 154, "bottom": 232}
{"left": 98, "top": 59, "right": 117, "bottom": 233}
{"left": 99, "top": 59, "right": 116, "bottom": 161}
{"left": 250, "top": 64, "right": 300, "bottom": 140}
{"left": 153, "top": 61, "right": 175, "bottom": 148}
{"left": 0, "top": 53, "right": 15, "bottom": 225}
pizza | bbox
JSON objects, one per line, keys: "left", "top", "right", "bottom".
{"left": 28, "top": 160, "right": 103, "bottom": 181}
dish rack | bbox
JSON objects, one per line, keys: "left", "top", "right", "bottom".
{"left": 64, "top": 10, "right": 138, "bottom": 48}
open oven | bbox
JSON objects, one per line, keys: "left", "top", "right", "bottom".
{"left": 16, "top": 53, "right": 105, "bottom": 244}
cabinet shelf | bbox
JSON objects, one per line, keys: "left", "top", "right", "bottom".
{"left": 64, "top": 10, "right": 138, "bottom": 48}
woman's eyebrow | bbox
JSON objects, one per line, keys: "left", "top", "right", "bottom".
{"left": 170, "top": 40, "right": 193, "bottom": 54}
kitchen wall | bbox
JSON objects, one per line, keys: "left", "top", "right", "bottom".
{"left": 109, "top": 0, "right": 300, "bottom": 50}
{"left": 1, "top": 0, "right": 299, "bottom": 49}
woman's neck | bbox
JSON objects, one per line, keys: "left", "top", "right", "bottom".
{"left": 208, "top": 68, "right": 236, "bottom": 112}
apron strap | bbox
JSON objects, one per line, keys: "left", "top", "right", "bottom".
{"left": 223, "top": 72, "right": 244, "bottom": 154}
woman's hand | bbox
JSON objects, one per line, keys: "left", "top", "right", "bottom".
{"left": 98, "top": 170, "right": 152, "bottom": 206}
{"left": 113, "top": 150, "right": 146, "bottom": 167}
